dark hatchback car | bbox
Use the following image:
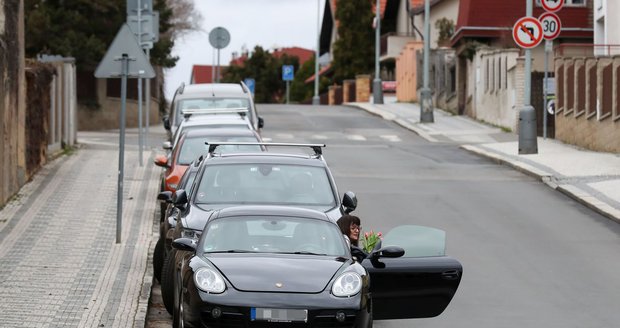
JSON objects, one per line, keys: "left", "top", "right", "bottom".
{"left": 160, "top": 143, "right": 358, "bottom": 313}
{"left": 170, "top": 206, "right": 462, "bottom": 328}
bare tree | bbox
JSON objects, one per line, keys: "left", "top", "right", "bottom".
{"left": 166, "top": 0, "right": 203, "bottom": 39}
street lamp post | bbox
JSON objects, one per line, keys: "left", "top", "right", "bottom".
{"left": 373, "top": 0, "right": 384, "bottom": 104}
{"left": 312, "top": 0, "right": 321, "bottom": 105}
{"left": 419, "top": 0, "right": 434, "bottom": 122}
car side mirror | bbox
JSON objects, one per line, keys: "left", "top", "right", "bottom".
{"left": 162, "top": 116, "right": 171, "bottom": 130}
{"left": 173, "top": 189, "right": 188, "bottom": 208}
{"left": 157, "top": 191, "right": 173, "bottom": 203}
{"left": 162, "top": 141, "right": 172, "bottom": 150}
{"left": 153, "top": 154, "right": 169, "bottom": 168}
{"left": 369, "top": 246, "right": 405, "bottom": 260}
{"left": 342, "top": 191, "right": 357, "bottom": 214}
{"left": 171, "top": 238, "right": 196, "bottom": 252}
{"left": 258, "top": 116, "right": 265, "bottom": 129}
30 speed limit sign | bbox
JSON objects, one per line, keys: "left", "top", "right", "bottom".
{"left": 539, "top": 12, "right": 562, "bottom": 40}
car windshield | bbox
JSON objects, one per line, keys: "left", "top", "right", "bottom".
{"left": 200, "top": 216, "right": 347, "bottom": 256}
{"left": 176, "top": 98, "right": 251, "bottom": 122}
{"left": 194, "top": 164, "right": 336, "bottom": 208}
{"left": 178, "top": 137, "right": 261, "bottom": 165}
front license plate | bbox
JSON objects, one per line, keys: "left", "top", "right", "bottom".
{"left": 251, "top": 308, "right": 308, "bottom": 322}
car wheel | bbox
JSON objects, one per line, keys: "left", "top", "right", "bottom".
{"left": 161, "top": 249, "right": 176, "bottom": 315}
{"left": 173, "top": 271, "right": 184, "bottom": 328}
{"left": 153, "top": 238, "right": 164, "bottom": 282}
{"left": 160, "top": 202, "right": 167, "bottom": 222}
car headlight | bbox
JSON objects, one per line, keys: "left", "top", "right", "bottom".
{"left": 194, "top": 268, "right": 226, "bottom": 294}
{"left": 331, "top": 272, "right": 362, "bottom": 297}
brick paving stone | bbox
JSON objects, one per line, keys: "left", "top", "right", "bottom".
{"left": 0, "top": 135, "right": 161, "bottom": 328}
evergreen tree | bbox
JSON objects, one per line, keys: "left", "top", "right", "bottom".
{"left": 290, "top": 57, "right": 329, "bottom": 103}
{"left": 222, "top": 46, "right": 300, "bottom": 104}
{"left": 332, "top": 0, "right": 375, "bottom": 84}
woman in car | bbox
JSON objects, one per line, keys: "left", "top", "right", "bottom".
{"left": 337, "top": 214, "right": 361, "bottom": 247}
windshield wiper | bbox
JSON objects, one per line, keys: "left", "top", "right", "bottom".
{"left": 274, "top": 251, "right": 327, "bottom": 256}
{"left": 207, "top": 249, "right": 257, "bottom": 253}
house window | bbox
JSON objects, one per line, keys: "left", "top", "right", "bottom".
{"left": 536, "top": 0, "right": 586, "bottom": 7}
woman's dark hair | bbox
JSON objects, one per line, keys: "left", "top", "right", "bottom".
{"left": 337, "top": 214, "right": 361, "bottom": 246}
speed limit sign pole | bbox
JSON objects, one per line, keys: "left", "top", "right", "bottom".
{"left": 539, "top": 12, "right": 562, "bottom": 139}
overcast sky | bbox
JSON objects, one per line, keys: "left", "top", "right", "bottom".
{"left": 164, "top": 0, "right": 326, "bottom": 100}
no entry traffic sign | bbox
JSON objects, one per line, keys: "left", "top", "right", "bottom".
{"left": 541, "top": 0, "right": 564, "bottom": 13}
{"left": 513, "top": 16, "right": 543, "bottom": 49}
{"left": 539, "top": 12, "right": 562, "bottom": 40}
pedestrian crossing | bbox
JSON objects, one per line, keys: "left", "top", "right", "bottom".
{"left": 261, "top": 133, "right": 403, "bottom": 143}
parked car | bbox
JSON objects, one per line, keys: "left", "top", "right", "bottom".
{"left": 154, "top": 128, "right": 263, "bottom": 195}
{"left": 166, "top": 109, "right": 254, "bottom": 150}
{"left": 159, "top": 143, "right": 358, "bottom": 314}
{"left": 154, "top": 156, "right": 203, "bottom": 282}
{"left": 164, "top": 82, "right": 264, "bottom": 139}
{"left": 170, "top": 205, "right": 462, "bottom": 328}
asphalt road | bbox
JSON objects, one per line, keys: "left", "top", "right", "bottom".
{"left": 148, "top": 103, "right": 620, "bottom": 328}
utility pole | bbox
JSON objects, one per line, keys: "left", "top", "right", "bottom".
{"left": 419, "top": 0, "right": 434, "bottom": 122}
{"left": 373, "top": 0, "right": 384, "bottom": 104}
{"left": 313, "top": 0, "right": 321, "bottom": 105}
{"left": 518, "top": 0, "right": 538, "bottom": 154}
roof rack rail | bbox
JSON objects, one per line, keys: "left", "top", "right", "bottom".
{"left": 240, "top": 80, "right": 249, "bottom": 94}
{"left": 182, "top": 108, "right": 248, "bottom": 118}
{"left": 206, "top": 142, "right": 326, "bottom": 156}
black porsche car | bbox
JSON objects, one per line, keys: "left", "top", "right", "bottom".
{"left": 170, "top": 205, "right": 462, "bottom": 328}
{"left": 160, "top": 142, "right": 358, "bottom": 314}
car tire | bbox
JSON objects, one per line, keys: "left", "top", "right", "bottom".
{"left": 153, "top": 238, "right": 164, "bottom": 282}
{"left": 173, "top": 271, "right": 185, "bottom": 328}
{"left": 161, "top": 249, "right": 176, "bottom": 315}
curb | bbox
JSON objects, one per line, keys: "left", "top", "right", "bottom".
{"left": 461, "top": 144, "right": 620, "bottom": 224}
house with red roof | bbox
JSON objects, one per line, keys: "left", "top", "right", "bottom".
{"left": 316, "top": 0, "right": 423, "bottom": 89}
{"left": 190, "top": 65, "right": 217, "bottom": 84}
{"left": 448, "top": 0, "right": 592, "bottom": 136}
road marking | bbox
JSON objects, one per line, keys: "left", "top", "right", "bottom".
{"left": 380, "top": 135, "right": 401, "bottom": 142}
{"left": 347, "top": 135, "right": 366, "bottom": 141}
{"left": 311, "top": 134, "right": 328, "bottom": 140}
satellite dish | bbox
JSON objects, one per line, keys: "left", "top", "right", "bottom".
{"left": 209, "top": 27, "right": 231, "bottom": 49}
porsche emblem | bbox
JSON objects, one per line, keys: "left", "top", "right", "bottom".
{"left": 275, "top": 282, "right": 283, "bottom": 288}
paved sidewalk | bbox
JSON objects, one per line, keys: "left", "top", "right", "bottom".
{"left": 0, "top": 127, "right": 164, "bottom": 328}
{"left": 348, "top": 101, "right": 620, "bottom": 223}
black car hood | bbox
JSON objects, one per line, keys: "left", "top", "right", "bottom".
{"left": 210, "top": 255, "right": 345, "bottom": 293}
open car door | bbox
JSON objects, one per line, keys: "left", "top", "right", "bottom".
{"left": 361, "top": 225, "right": 462, "bottom": 320}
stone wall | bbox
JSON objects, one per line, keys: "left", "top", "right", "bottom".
{"left": 554, "top": 55, "right": 620, "bottom": 153}
{"left": 0, "top": 0, "right": 26, "bottom": 206}
{"left": 355, "top": 75, "right": 371, "bottom": 103}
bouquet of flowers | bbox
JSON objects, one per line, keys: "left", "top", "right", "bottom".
{"left": 361, "top": 230, "right": 383, "bottom": 253}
